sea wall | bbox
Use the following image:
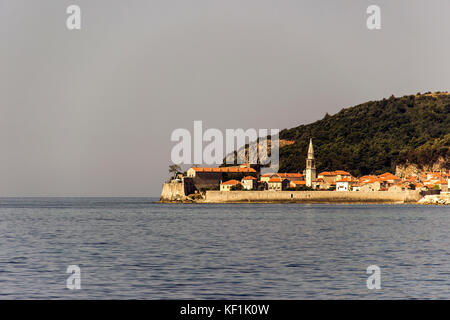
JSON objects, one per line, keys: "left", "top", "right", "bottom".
{"left": 160, "top": 182, "right": 188, "bottom": 202}
{"left": 204, "top": 190, "right": 422, "bottom": 203}
{"left": 160, "top": 177, "right": 197, "bottom": 202}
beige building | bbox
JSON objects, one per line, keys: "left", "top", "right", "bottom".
{"left": 378, "top": 172, "right": 402, "bottom": 187}
{"left": 290, "top": 180, "right": 306, "bottom": 188}
{"left": 241, "top": 176, "right": 257, "bottom": 190}
{"left": 220, "top": 180, "right": 241, "bottom": 191}
{"left": 360, "top": 180, "right": 382, "bottom": 192}
{"left": 260, "top": 173, "right": 304, "bottom": 183}
{"left": 318, "top": 171, "right": 352, "bottom": 185}
{"left": 388, "top": 184, "right": 408, "bottom": 192}
{"left": 438, "top": 179, "right": 449, "bottom": 192}
{"left": 267, "top": 177, "right": 289, "bottom": 191}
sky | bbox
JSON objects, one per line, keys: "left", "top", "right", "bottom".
{"left": 1, "top": 0, "right": 450, "bottom": 196}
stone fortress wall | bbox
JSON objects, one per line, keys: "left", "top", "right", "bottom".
{"left": 203, "top": 190, "right": 422, "bottom": 203}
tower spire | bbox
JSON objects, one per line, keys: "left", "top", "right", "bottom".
{"left": 308, "top": 138, "right": 314, "bottom": 158}
{"left": 305, "top": 138, "right": 316, "bottom": 188}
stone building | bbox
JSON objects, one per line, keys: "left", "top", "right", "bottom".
{"left": 186, "top": 166, "right": 256, "bottom": 190}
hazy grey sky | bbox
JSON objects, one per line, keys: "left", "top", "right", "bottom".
{"left": 1, "top": 0, "right": 449, "bottom": 196}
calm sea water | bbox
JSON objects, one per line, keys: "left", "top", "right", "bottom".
{"left": 0, "top": 197, "right": 449, "bottom": 299}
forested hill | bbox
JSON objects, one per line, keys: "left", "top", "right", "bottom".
{"left": 278, "top": 92, "right": 450, "bottom": 176}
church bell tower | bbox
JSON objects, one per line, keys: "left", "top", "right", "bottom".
{"left": 305, "top": 138, "right": 316, "bottom": 188}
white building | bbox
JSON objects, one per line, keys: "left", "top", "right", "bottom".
{"left": 336, "top": 178, "right": 357, "bottom": 191}
{"left": 241, "top": 176, "right": 257, "bottom": 190}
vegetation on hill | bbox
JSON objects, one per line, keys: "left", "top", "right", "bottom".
{"left": 397, "top": 133, "right": 450, "bottom": 169}
{"left": 278, "top": 92, "right": 450, "bottom": 176}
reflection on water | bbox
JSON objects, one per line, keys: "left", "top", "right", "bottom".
{"left": 0, "top": 198, "right": 449, "bottom": 299}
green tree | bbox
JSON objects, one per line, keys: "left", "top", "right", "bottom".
{"left": 169, "top": 164, "right": 181, "bottom": 179}
{"left": 278, "top": 93, "right": 450, "bottom": 175}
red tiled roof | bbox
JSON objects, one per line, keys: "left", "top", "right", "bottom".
{"left": 336, "top": 177, "right": 353, "bottom": 182}
{"left": 379, "top": 172, "right": 393, "bottom": 177}
{"left": 261, "top": 173, "right": 275, "bottom": 177}
{"left": 360, "top": 178, "right": 381, "bottom": 184}
{"left": 261, "top": 172, "right": 303, "bottom": 178}
{"left": 333, "top": 170, "right": 351, "bottom": 175}
{"left": 221, "top": 180, "right": 240, "bottom": 185}
{"left": 360, "top": 175, "right": 377, "bottom": 180}
{"left": 192, "top": 167, "right": 256, "bottom": 173}
{"left": 379, "top": 174, "right": 401, "bottom": 181}
{"left": 378, "top": 172, "right": 400, "bottom": 179}
{"left": 242, "top": 176, "right": 257, "bottom": 180}
{"left": 319, "top": 170, "right": 351, "bottom": 176}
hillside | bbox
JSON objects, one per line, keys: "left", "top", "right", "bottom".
{"left": 278, "top": 92, "right": 450, "bottom": 176}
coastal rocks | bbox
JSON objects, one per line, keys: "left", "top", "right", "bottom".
{"left": 160, "top": 194, "right": 204, "bottom": 203}
{"left": 418, "top": 194, "right": 450, "bottom": 205}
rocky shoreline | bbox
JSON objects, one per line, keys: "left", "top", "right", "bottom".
{"left": 417, "top": 194, "right": 450, "bottom": 205}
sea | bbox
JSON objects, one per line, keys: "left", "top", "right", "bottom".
{"left": 0, "top": 197, "right": 449, "bottom": 299}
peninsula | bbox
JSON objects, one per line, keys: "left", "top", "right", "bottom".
{"left": 161, "top": 93, "right": 450, "bottom": 204}
{"left": 161, "top": 139, "right": 449, "bottom": 204}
